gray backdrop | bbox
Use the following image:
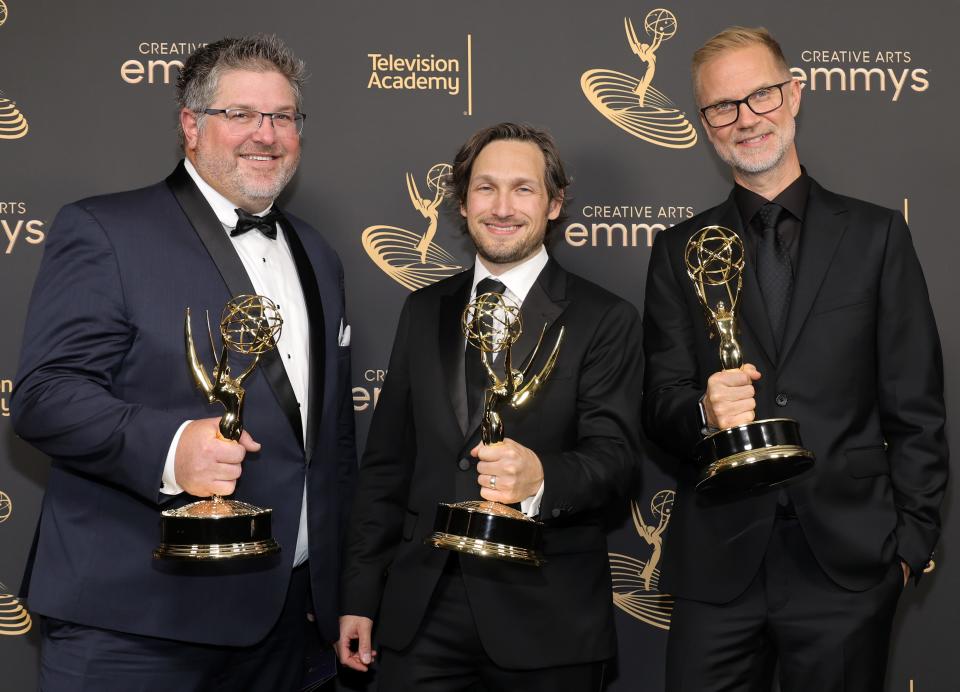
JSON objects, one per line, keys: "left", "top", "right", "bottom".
{"left": 0, "top": 1, "right": 955, "bottom": 690}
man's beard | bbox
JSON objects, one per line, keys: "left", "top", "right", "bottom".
{"left": 717, "top": 118, "right": 795, "bottom": 176}
{"left": 195, "top": 144, "right": 298, "bottom": 206}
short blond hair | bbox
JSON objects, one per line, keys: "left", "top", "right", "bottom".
{"left": 692, "top": 26, "right": 789, "bottom": 103}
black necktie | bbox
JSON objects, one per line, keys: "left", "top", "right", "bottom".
{"left": 466, "top": 277, "right": 506, "bottom": 424}
{"left": 231, "top": 207, "right": 282, "bottom": 240}
{"left": 755, "top": 202, "right": 792, "bottom": 351}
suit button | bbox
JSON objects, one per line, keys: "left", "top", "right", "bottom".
{"left": 551, "top": 508, "right": 561, "bottom": 518}
{"left": 458, "top": 458, "right": 470, "bottom": 471}
{"left": 775, "top": 393, "right": 788, "bottom": 407}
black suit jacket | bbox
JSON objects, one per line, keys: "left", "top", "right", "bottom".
{"left": 341, "top": 258, "right": 644, "bottom": 669}
{"left": 12, "top": 162, "right": 357, "bottom": 645}
{"left": 642, "top": 178, "right": 947, "bottom": 603}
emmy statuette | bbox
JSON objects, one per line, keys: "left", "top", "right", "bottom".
{"left": 686, "top": 226, "right": 814, "bottom": 493}
{"left": 428, "top": 292, "right": 564, "bottom": 566}
{"left": 154, "top": 295, "right": 284, "bottom": 560}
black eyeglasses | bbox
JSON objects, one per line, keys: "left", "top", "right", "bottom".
{"left": 201, "top": 108, "right": 306, "bottom": 136}
{"left": 699, "top": 80, "right": 792, "bottom": 128}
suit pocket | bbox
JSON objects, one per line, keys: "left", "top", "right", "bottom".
{"left": 402, "top": 509, "right": 419, "bottom": 541}
{"left": 846, "top": 445, "right": 889, "bottom": 477}
{"left": 810, "top": 292, "right": 871, "bottom": 316}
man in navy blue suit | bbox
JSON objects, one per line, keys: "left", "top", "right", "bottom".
{"left": 12, "top": 35, "right": 356, "bottom": 691}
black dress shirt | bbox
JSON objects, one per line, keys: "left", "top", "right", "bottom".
{"left": 734, "top": 170, "right": 811, "bottom": 278}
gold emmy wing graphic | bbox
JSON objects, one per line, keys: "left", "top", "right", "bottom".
{"left": 0, "top": 93, "right": 28, "bottom": 139}
{"left": 362, "top": 163, "right": 463, "bottom": 291}
{"left": 0, "top": 490, "right": 11, "bottom": 523}
{"left": 609, "top": 489, "right": 675, "bottom": 630}
{"left": 581, "top": 8, "right": 696, "bottom": 149}
{"left": 0, "top": 582, "right": 32, "bottom": 636}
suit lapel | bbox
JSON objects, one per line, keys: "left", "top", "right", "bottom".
{"left": 281, "top": 218, "right": 326, "bottom": 462}
{"left": 714, "top": 196, "right": 778, "bottom": 366}
{"left": 778, "top": 180, "right": 847, "bottom": 366}
{"left": 439, "top": 271, "right": 473, "bottom": 436}
{"left": 166, "top": 162, "right": 304, "bottom": 449}
{"left": 511, "top": 259, "right": 569, "bottom": 369}
{"left": 461, "top": 258, "right": 570, "bottom": 440}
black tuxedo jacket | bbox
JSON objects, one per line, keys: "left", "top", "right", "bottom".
{"left": 12, "top": 162, "right": 357, "bottom": 645}
{"left": 642, "top": 178, "right": 947, "bottom": 603}
{"left": 341, "top": 258, "right": 644, "bottom": 669}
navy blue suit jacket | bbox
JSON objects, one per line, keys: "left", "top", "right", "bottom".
{"left": 12, "top": 162, "right": 357, "bottom": 645}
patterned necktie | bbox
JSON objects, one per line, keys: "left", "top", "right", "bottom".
{"left": 466, "top": 277, "right": 507, "bottom": 424}
{"left": 755, "top": 202, "right": 792, "bottom": 351}
{"left": 231, "top": 207, "right": 282, "bottom": 239}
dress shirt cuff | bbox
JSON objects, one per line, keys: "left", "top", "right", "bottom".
{"left": 698, "top": 392, "right": 718, "bottom": 436}
{"left": 160, "top": 420, "right": 192, "bottom": 496}
{"left": 521, "top": 481, "right": 545, "bottom": 518}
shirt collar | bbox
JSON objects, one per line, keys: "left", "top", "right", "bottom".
{"left": 470, "top": 245, "right": 549, "bottom": 304}
{"left": 734, "top": 167, "right": 811, "bottom": 228}
{"left": 183, "top": 158, "right": 275, "bottom": 230}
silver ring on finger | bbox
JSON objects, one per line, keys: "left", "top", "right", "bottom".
{"left": 489, "top": 474, "right": 497, "bottom": 489}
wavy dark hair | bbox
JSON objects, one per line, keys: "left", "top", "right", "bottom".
{"left": 449, "top": 122, "right": 570, "bottom": 234}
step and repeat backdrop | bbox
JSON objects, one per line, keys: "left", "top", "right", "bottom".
{"left": 0, "top": 1, "right": 955, "bottom": 689}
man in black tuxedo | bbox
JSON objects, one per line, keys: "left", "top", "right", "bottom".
{"left": 12, "top": 36, "right": 356, "bottom": 691}
{"left": 642, "top": 27, "right": 948, "bottom": 691}
{"left": 337, "top": 123, "right": 644, "bottom": 691}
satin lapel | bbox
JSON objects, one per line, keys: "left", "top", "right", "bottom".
{"left": 778, "top": 181, "right": 847, "bottom": 367}
{"left": 280, "top": 218, "right": 325, "bottom": 461}
{"left": 165, "top": 162, "right": 304, "bottom": 449}
{"left": 510, "top": 259, "right": 569, "bottom": 369}
{"left": 462, "top": 258, "right": 569, "bottom": 439}
{"left": 440, "top": 271, "right": 473, "bottom": 436}
{"left": 715, "top": 195, "right": 778, "bottom": 366}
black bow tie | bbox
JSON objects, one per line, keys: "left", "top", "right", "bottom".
{"left": 231, "top": 208, "right": 282, "bottom": 239}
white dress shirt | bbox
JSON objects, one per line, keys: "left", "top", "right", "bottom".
{"left": 469, "top": 246, "right": 548, "bottom": 516}
{"left": 161, "top": 158, "right": 312, "bottom": 566}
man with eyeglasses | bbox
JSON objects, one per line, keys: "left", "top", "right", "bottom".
{"left": 12, "top": 35, "right": 356, "bottom": 691}
{"left": 642, "top": 26, "right": 946, "bottom": 690}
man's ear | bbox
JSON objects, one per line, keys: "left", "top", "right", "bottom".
{"left": 547, "top": 192, "right": 563, "bottom": 221}
{"left": 181, "top": 108, "right": 200, "bottom": 151}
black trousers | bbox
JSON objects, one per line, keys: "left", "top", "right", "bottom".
{"left": 377, "top": 560, "right": 606, "bottom": 692}
{"left": 39, "top": 563, "right": 318, "bottom": 692}
{"left": 666, "top": 517, "right": 903, "bottom": 692}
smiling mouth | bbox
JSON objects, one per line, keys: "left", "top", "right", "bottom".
{"left": 239, "top": 153, "right": 279, "bottom": 162}
{"left": 482, "top": 220, "right": 524, "bottom": 233}
{"left": 737, "top": 133, "right": 771, "bottom": 146}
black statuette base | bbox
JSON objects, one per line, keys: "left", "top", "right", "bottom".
{"left": 154, "top": 505, "right": 280, "bottom": 561}
{"left": 428, "top": 502, "right": 545, "bottom": 566}
{"left": 695, "top": 418, "right": 815, "bottom": 494}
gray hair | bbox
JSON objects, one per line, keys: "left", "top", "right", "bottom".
{"left": 176, "top": 34, "right": 306, "bottom": 147}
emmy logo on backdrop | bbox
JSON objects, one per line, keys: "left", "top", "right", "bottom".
{"left": 581, "top": 8, "right": 697, "bottom": 149}
{"left": 0, "top": 93, "right": 28, "bottom": 140}
{"left": 685, "top": 226, "right": 814, "bottom": 493}
{"left": 154, "top": 295, "right": 285, "bottom": 560}
{"left": 428, "top": 291, "right": 564, "bottom": 566}
{"left": 0, "top": 490, "right": 10, "bottom": 523}
{"left": 0, "top": 582, "right": 31, "bottom": 636}
{"left": 0, "top": 2, "right": 8, "bottom": 28}
{"left": 609, "top": 489, "right": 675, "bottom": 630}
{"left": 362, "top": 163, "right": 463, "bottom": 291}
